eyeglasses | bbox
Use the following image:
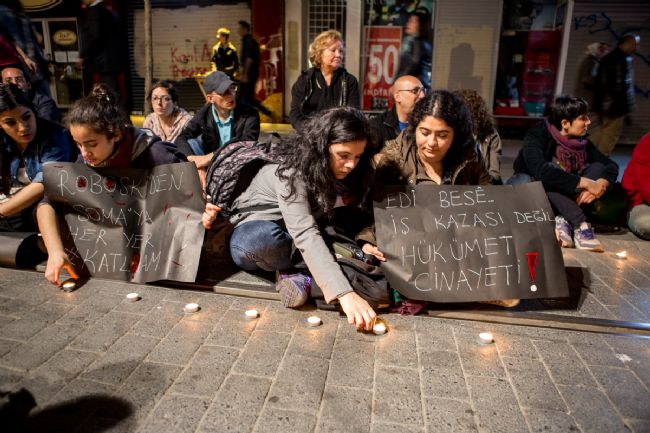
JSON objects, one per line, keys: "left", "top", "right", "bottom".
{"left": 398, "top": 87, "right": 425, "bottom": 95}
{"left": 152, "top": 96, "right": 172, "bottom": 103}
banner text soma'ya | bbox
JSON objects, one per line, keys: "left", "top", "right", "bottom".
{"left": 44, "top": 162, "right": 205, "bottom": 283}
{"left": 374, "top": 182, "right": 569, "bottom": 302}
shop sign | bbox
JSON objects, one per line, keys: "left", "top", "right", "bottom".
{"left": 362, "top": 26, "right": 402, "bottom": 111}
{"left": 21, "top": 0, "right": 63, "bottom": 12}
{"left": 52, "top": 30, "right": 77, "bottom": 46}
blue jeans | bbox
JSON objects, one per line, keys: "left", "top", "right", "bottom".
{"left": 188, "top": 137, "right": 205, "bottom": 155}
{"left": 229, "top": 220, "right": 294, "bottom": 271}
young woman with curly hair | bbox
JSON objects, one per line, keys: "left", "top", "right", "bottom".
{"left": 454, "top": 89, "right": 502, "bottom": 183}
{"left": 358, "top": 89, "right": 519, "bottom": 308}
{"left": 202, "top": 106, "right": 379, "bottom": 330}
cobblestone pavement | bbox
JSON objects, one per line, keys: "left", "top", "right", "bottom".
{"left": 0, "top": 236, "right": 649, "bottom": 433}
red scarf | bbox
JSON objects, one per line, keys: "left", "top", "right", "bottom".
{"left": 89, "top": 129, "right": 134, "bottom": 168}
{"left": 546, "top": 120, "right": 587, "bottom": 174}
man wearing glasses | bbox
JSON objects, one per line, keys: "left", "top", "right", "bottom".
{"left": 370, "top": 75, "right": 424, "bottom": 148}
{"left": 175, "top": 70, "right": 260, "bottom": 173}
{"left": 1, "top": 65, "right": 61, "bottom": 123}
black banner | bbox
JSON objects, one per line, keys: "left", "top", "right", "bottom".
{"left": 374, "top": 182, "right": 569, "bottom": 302}
{"left": 43, "top": 162, "right": 205, "bottom": 283}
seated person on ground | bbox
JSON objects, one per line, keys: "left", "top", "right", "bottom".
{"left": 37, "top": 84, "right": 187, "bottom": 286}
{"left": 621, "top": 132, "right": 650, "bottom": 240}
{"left": 0, "top": 83, "right": 74, "bottom": 232}
{"left": 175, "top": 70, "right": 259, "bottom": 175}
{"left": 454, "top": 88, "right": 502, "bottom": 184}
{"left": 508, "top": 96, "right": 618, "bottom": 252}
{"left": 202, "top": 107, "right": 379, "bottom": 331}
{"left": 2, "top": 65, "right": 61, "bottom": 124}
{"left": 142, "top": 80, "right": 192, "bottom": 143}
{"left": 357, "top": 89, "right": 519, "bottom": 308}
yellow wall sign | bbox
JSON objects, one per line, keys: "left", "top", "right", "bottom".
{"left": 21, "top": 0, "right": 63, "bottom": 11}
{"left": 52, "top": 30, "right": 77, "bottom": 46}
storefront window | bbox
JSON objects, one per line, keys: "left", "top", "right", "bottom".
{"left": 494, "top": 0, "right": 566, "bottom": 118}
{"left": 361, "top": 1, "right": 435, "bottom": 111}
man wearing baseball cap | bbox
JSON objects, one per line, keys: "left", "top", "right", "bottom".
{"left": 175, "top": 70, "right": 260, "bottom": 172}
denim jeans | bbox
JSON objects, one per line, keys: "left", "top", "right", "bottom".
{"left": 187, "top": 137, "right": 205, "bottom": 156}
{"left": 229, "top": 219, "right": 294, "bottom": 271}
{"left": 627, "top": 203, "right": 650, "bottom": 240}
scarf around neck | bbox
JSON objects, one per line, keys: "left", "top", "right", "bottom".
{"left": 546, "top": 120, "right": 588, "bottom": 173}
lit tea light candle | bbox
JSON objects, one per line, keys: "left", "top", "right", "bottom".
{"left": 184, "top": 303, "right": 200, "bottom": 313}
{"left": 615, "top": 251, "right": 627, "bottom": 260}
{"left": 306, "top": 316, "right": 321, "bottom": 327}
{"left": 60, "top": 279, "right": 76, "bottom": 292}
{"left": 478, "top": 332, "right": 494, "bottom": 344}
{"left": 373, "top": 321, "right": 387, "bottom": 335}
{"left": 244, "top": 309, "right": 259, "bottom": 320}
{"left": 126, "top": 292, "right": 140, "bottom": 302}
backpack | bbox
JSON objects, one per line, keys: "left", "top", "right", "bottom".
{"left": 205, "top": 137, "right": 279, "bottom": 217}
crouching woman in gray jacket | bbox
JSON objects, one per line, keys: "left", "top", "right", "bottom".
{"left": 202, "top": 107, "right": 379, "bottom": 330}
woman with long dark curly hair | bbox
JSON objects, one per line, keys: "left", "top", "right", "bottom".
{"left": 455, "top": 89, "right": 502, "bottom": 183}
{"left": 358, "top": 89, "right": 519, "bottom": 308}
{"left": 202, "top": 106, "right": 380, "bottom": 330}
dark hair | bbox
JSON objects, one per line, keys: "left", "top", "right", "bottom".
{"left": 0, "top": 82, "right": 35, "bottom": 114}
{"left": 238, "top": 21, "right": 250, "bottom": 31}
{"left": 454, "top": 89, "right": 496, "bottom": 143}
{"left": 275, "top": 106, "right": 378, "bottom": 215}
{"left": 147, "top": 80, "right": 179, "bottom": 105}
{"left": 619, "top": 33, "right": 640, "bottom": 45}
{"left": 547, "top": 96, "right": 588, "bottom": 130}
{"left": 406, "top": 89, "right": 475, "bottom": 170}
{"left": 66, "top": 84, "right": 129, "bottom": 139}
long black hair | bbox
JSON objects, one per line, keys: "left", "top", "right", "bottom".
{"left": 65, "top": 83, "right": 129, "bottom": 139}
{"left": 405, "top": 89, "right": 475, "bottom": 170}
{"left": 274, "top": 106, "right": 379, "bottom": 215}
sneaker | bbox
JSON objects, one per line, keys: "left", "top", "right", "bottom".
{"left": 275, "top": 272, "right": 312, "bottom": 308}
{"left": 574, "top": 222, "right": 604, "bottom": 252}
{"left": 555, "top": 216, "right": 574, "bottom": 248}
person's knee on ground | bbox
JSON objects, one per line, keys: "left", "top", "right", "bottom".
{"left": 229, "top": 220, "right": 293, "bottom": 271}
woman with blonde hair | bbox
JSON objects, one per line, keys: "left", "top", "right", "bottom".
{"left": 289, "top": 30, "right": 360, "bottom": 129}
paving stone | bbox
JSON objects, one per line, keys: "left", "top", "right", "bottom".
{"left": 0, "top": 323, "right": 83, "bottom": 371}
{"left": 465, "top": 375, "right": 518, "bottom": 409}
{"left": 81, "top": 333, "right": 161, "bottom": 385}
{"left": 372, "top": 422, "right": 424, "bottom": 433}
{"left": 558, "top": 385, "right": 628, "bottom": 433}
{"left": 626, "top": 418, "right": 650, "bottom": 433}
{"left": 454, "top": 331, "right": 505, "bottom": 378}
{"left": 286, "top": 313, "right": 338, "bottom": 359}
{"left": 532, "top": 340, "right": 595, "bottom": 386}
{"left": 328, "top": 338, "right": 375, "bottom": 390}
{"left": 0, "top": 365, "right": 23, "bottom": 389}
{"left": 415, "top": 320, "right": 457, "bottom": 353}
{"left": 266, "top": 353, "right": 329, "bottom": 413}
{"left": 111, "top": 287, "right": 166, "bottom": 315}
{"left": 472, "top": 404, "right": 528, "bottom": 433}
{"left": 205, "top": 308, "right": 258, "bottom": 348}
{"left": 139, "top": 394, "right": 211, "bottom": 433}
{"left": 567, "top": 333, "right": 626, "bottom": 367}
{"left": 578, "top": 293, "right": 617, "bottom": 319}
{"left": 96, "top": 361, "right": 182, "bottom": 423}
{"left": 0, "top": 302, "right": 71, "bottom": 340}
{"left": 171, "top": 345, "right": 239, "bottom": 397}
{"left": 423, "top": 397, "right": 477, "bottom": 433}
{"left": 419, "top": 350, "right": 468, "bottom": 400}
{"left": 376, "top": 320, "right": 418, "bottom": 368}
{"left": 55, "top": 303, "right": 111, "bottom": 328}
{"left": 0, "top": 296, "right": 44, "bottom": 316}
{"left": 374, "top": 365, "right": 423, "bottom": 425}
{"left": 0, "top": 337, "right": 20, "bottom": 358}
{"left": 0, "top": 314, "right": 14, "bottom": 328}
{"left": 590, "top": 365, "right": 650, "bottom": 420}
{"left": 501, "top": 356, "right": 566, "bottom": 411}
{"left": 252, "top": 407, "right": 317, "bottom": 433}
{"left": 523, "top": 408, "right": 580, "bottom": 433}
{"left": 146, "top": 319, "right": 213, "bottom": 365}
{"left": 14, "top": 349, "right": 98, "bottom": 405}
{"left": 129, "top": 300, "right": 184, "bottom": 338}
{"left": 318, "top": 385, "right": 372, "bottom": 433}
{"left": 255, "top": 302, "right": 300, "bottom": 333}
{"left": 198, "top": 374, "right": 271, "bottom": 433}
{"left": 232, "top": 330, "right": 290, "bottom": 377}
{"left": 493, "top": 332, "right": 539, "bottom": 359}
{"left": 69, "top": 311, "right": 141, "bottom": 352}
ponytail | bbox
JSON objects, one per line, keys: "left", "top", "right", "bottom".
{"left": 66, "top": 84, "right": 129, "bottom": 139}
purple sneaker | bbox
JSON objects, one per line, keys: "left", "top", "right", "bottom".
{"left": 555, "top": 216, "right": 574, "bottom": 248}
{"left": 276, "top": 272, "right": 312, "bottom": 308}
{"left": 574, "top": 222, "right": 604, "bottom": 252}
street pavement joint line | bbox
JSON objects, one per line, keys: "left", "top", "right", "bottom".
{"left": 451, "top": 325, "right": 481, "bottom": 432}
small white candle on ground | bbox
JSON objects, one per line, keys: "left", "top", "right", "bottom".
{"left": 478, "top": 332, "right": 494, "bottom": 344}
{"left": 245, "top": 309, "right": 259, "bottom": 319}
{"left": 184, "top": 303, "right": 200, "bottom": 313}
{"left": 61, "top": 280, "right": 76, "bottom": 292}
{"left": 615, "top": 251, "right": 627, "bottom": 260}
{"left": 126, "top": 293, "right": 140, "bottom": 302}
{"left": 373, "top": 322, "right": 387, "bottom": 335}
{"left": 307, "top": 316, "right": 321, "bottom": 327}
{"left": 530, "top": 284, "right": 538, "bottom": 292}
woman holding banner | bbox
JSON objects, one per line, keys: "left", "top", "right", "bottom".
{"left": 37, "top": 84, "right": 187, "bottom": 286}
{"left": 357, "top": 89, "right": 519, "bottom": 308}
{"left": 0, "top": 83, "right": 75, "bottom": 232}
{"left": 202, "top": 107, "right": 380, "bottom": 331}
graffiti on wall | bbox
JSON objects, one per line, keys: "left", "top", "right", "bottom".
{"left": 169, "top": 43, "right": 212, "bottom": 80}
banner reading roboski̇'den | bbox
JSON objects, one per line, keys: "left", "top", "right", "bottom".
{"left": 374, "top": 182, "right": 569, "bottom": 302}
{"left": 43, "top": 162, "right": 205, "bottom": 283}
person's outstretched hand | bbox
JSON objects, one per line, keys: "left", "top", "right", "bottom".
{"left": 362, "top": 243, "right": 386, "bottom": 261}
{"left": 338, "top": 292, "right": 376, "bottom": 331}
{"left": 202, "top": 203, "right": 222, "bottom": 229}
{"left": 44, "top": 250, "right": 79, "bottom": 286}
